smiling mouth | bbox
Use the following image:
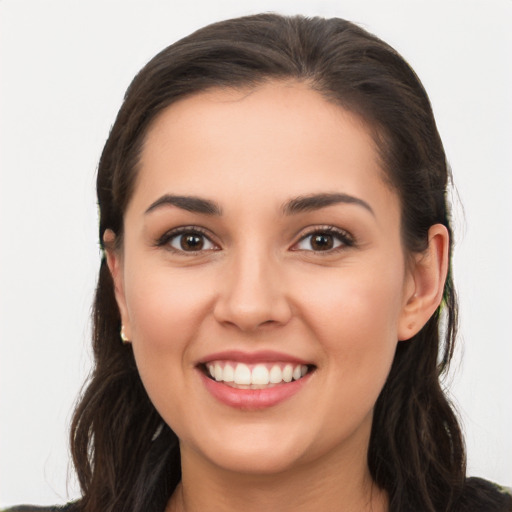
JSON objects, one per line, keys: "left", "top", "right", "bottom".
{"left": 201, "top": 361, "right": 315, "bottom": 389}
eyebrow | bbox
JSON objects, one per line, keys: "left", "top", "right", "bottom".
{"left": 145, "top": 194, "right": 222, "bottom": 215}
{"left": 282, "top": 193, "right": 374, "bottom": 216}
{"left": 144, "top": 192, "right": 374, "bottom": 217}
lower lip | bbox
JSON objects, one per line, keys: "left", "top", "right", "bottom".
{"left": 199, "top": 371, "right": 312, "bottom": 410}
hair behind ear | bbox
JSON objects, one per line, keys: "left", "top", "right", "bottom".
{"left": 70, "top": 259, "right": 176, "bottom": 511}
{"left": 370, "top": 314, "right": 465, "bottom": 511}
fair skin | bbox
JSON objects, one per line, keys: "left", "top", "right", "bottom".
{"left": 105, "top": 81, "right": 449, "bottom": 512}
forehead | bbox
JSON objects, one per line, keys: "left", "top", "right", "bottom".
{"left": 132, "top": 82, "right": 398, "bottom": 221}
{"left": 143, "top": 82, "right": 378, "bottom": 163}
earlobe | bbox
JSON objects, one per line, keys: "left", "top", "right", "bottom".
{"left": 103, "top": 229, "right": 132, "bottom": 340}
{"left": 398, "top": 224, "right": 449, "bottom": 341}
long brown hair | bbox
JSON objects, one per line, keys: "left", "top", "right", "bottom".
{"left": 71, "top": 14, "right": 465, "bottom": 512}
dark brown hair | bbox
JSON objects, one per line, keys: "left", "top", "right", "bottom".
{"left": 71, "top": 14, "right": 465, "bottom": 512}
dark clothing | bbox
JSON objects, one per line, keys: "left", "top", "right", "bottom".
{"left": 457, "top": 478, "right": 512, "bottom": 511}
{"left": 2, "top": 505, "right": 77, "bottom": 512}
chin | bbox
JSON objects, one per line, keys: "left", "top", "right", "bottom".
{"left": 203, "top": 442, "right": 306, "bottom": 476}
{"left": 179, "top": 419, "right": 329, "bottom": 477}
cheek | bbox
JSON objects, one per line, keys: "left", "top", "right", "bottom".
{"left": 122, "top": 264, "right": 216, "bottom": 425}
{"left": 305, "top": 263, "right": 403, "bottom": 336}
{"left": 122, "top": 262, "right": 216, "bottom": 409}
{"left": 299, "top": 261, "right": 404, "bottom": 382}
{"left": 125, "top": 264, "right": 214, "bottom": 347}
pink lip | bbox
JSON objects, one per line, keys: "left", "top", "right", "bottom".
{"left": 199, "top": 371, "right": 312, "bottom": 410}
{"left": 197, "top": 350, "right": 315, "bottom": 410}
{"left": 198, "top": 350, "right": 311, "bottom": 365}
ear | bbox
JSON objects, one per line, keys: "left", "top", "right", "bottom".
{"left": 398, "top": 224, "right": 450, "bottom": 341}
{"left": 103, "top": 229, "right": 132, "bottom": 341}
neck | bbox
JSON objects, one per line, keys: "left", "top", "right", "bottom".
{"left": 166, "top": 440, "right": 388, "bottom": 512}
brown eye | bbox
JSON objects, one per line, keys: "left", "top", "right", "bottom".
{"left": 181, "top": 234, "right": 204, "bottom": 251}
{"left": 310, "top": 234, "right": 334, "bottom": 251}
{"left": 167, "top": 231, "right": 216, "bottom": 252}
{"left": 293, "top": 228, "right": 353, "bottom": 252}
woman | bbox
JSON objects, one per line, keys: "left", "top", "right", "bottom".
{"left": 7, "top": 13, "right": 511, "bottom": 512}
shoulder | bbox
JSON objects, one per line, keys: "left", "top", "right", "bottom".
{"left": 1, "top": 502, "right": 80, "bottom": 512}
{"left": 457, "top": 477, "right": 512, "bottom": 511}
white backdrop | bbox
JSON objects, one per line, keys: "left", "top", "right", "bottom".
{"left": 1, "top": 0, "right": 511, "bottom": 507}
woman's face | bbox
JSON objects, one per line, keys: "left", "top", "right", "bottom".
{"left": 110, "top": 82, "right": 418, "bottom": 475}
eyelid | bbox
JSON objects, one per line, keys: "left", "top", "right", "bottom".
{"left": 290, "top": 225, "right": 355, "bottom": 252}
{"left": 154, "top": 224, "right": 354, "bottom": 254}
{"left": 155, "top": 225, "right": 220, "bottom": 253}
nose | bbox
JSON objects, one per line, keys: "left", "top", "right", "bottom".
{"left": 213, "top": 247, "right": 293, "bottom": 332}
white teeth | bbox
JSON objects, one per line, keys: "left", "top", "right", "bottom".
{"left": 205, "top": 361, "right": 309, "bottom": 386}
{"left": 234, "top": 363, "right": 252, "bottom": 385}
{"left": 251, "top": 364, "right": 270, "bottom": 385}
{"left": 214, "top": 362, "right": 223, "bottom": 381}
{"left": 282, "top": 364, "right": 293, "bottom": 383}
{"left": 269, "top": 365, "right": 283, "bottom": 383}
{"left": 223, "top": 363, "right": 234, "bottom": 382}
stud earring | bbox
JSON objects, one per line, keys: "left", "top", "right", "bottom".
{"left": 120, "top": 326, "right": 130, "bottom": 344}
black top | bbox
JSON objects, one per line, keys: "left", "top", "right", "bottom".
{"left": 3, "top": 477, "right": 511, "bottom": 511}
{"left": 1, "top": 506, "right": 76, "bottom": 512}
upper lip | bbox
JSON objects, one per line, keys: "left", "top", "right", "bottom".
{"left": 197, "top": 350, "right": 312, "bottom": 366}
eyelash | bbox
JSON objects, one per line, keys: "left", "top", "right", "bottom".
{"left": 156, "top": 226, "right": 219, "bottom": 254}
{"left": 292, "top": 226, "right": 355, "bottom": 253}
{"left": 155, "top": 225, "right": 355, "bottom": 255}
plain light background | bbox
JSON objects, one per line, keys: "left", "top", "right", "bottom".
{"left": 1, "top": 0, "right": 511, "bottom": 507}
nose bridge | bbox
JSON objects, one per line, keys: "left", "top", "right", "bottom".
{"left": 214, "top": 239, "right": 290, "bottom": 330}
